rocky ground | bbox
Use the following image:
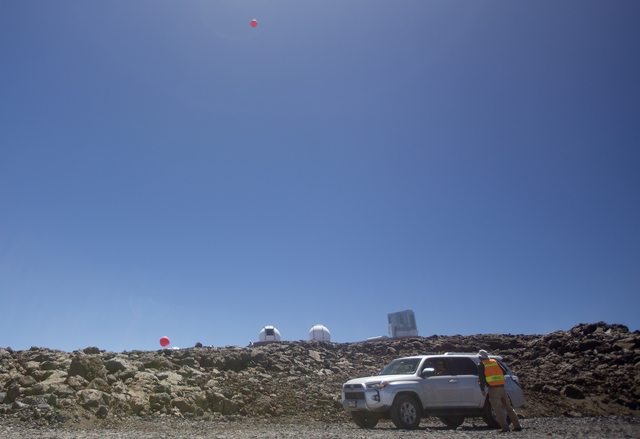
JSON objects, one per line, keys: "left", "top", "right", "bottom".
{"left": 1, "top": 417, "right": 640, "bottom": 439}
{"left": 1, "top": 321, "right": 639, "bottom": 431}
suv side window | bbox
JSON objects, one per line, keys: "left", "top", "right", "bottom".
{"left": 451, "top": 357, "right": 478, "bottom": 376}
{"left": 423, "top": 358, "right": 452, "bottom": 376}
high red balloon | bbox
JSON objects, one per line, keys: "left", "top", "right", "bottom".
{"left": 250, "top": 19, "right": 257, "bottom": 28}
{"left": 160, "top": 336, "right": 170, "bottom": 347}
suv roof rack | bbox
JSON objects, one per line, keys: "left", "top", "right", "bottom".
{"left": 443, "top": 352, "right": 480, "bottom": 355}
{"left": 443, "top": 352, "right": 503, "bottom": 359}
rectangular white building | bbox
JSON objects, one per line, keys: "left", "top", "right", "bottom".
{"left": 388, "top": 310, "right": 419, "bottom": 338}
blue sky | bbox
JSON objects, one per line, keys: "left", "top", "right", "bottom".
{"left": 1, "top": 1, "right": 639, "bottom": 353}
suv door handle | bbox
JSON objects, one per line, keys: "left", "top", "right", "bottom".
{"left": 449, "top": 379, "right": 457, "bottom": 383}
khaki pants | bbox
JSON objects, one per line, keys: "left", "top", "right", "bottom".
{"left": 488, "top": 385, "right": 521, "bottom": 431}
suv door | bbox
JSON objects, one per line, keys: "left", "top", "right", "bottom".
{"left": 498, "top": 359, "right": 525, "bottom": 408}
{"left": 420, "top": 357, "right": 460, "bottom": 407}
{"left": 450, "top": 357, "right": 484, "bottom": 408}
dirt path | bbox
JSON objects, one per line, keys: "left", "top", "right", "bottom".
{"left": 2, "top": 417, "right": 639, "bottom": 439}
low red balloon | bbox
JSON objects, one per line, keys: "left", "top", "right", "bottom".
{"left": 250, "top": 19, "right": 257, "bottom": 28}
{"left": 160, "top": 336, "right": 170, "bottom": 347}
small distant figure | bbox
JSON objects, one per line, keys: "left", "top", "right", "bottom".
{"left": 195, "top": 342, "right": 203, "bottom": 348}
{"left": 250, "top": 19, "right": 257, "bottom": 28}
{"left": 477, "top": 350, "right": 522, "bottom": 432}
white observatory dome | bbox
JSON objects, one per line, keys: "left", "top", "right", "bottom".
{"left": 259, "top": 326, "right": 281, "bottom": 342}
{"left": 309, "top": 325, "right": 331, "bottom": 342}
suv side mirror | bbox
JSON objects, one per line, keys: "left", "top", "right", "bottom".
{"left": 421, "top": 367, "right": 435, "bottom": 378}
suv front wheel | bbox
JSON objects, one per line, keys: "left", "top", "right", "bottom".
{"left": 389, "top": 395, "right": 421, "bottom": 430}
{"left": 351, "top": 411, "right": 378, "bottom": 429}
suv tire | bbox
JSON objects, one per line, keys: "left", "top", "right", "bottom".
{"left": 482, "top": 396, "right": 513, "bottom": 429}
{"left": 439, "top": 415, "right": 464, "bottom": 429}
{"left": 351, "top": 411, "right": 378, "bottom": 429}
{"left": 389, "top": 395, "right": 421, "bottom": 430}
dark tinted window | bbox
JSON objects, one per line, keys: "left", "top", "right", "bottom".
{"left": 452, "top": 357, "right": 478, "bottom": 375}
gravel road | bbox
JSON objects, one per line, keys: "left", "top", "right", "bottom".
{"left": 2, "top": 417, "right": 639, "bottom": 439}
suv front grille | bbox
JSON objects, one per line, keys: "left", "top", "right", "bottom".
{"left": 344, "top": 391, "right": 365, "bottom": 400}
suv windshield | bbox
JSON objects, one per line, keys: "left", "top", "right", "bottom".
{"left": 380, "top": 358, "right": 421, "bottom": 375}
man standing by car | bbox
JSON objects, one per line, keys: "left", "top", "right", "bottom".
{"left": 477, "top": 350, "right": 523, "bottom": 432}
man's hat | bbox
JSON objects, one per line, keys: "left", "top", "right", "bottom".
{"left": 478, "top": 349, "right": 490, "bottom": 359}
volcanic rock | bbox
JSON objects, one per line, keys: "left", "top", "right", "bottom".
{"left": 0, "top": 321, "right": 638, "bottom": 425}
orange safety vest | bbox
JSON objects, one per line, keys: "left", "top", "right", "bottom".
{"left": 482, "top": 359, "right": 505, "bottom": 386}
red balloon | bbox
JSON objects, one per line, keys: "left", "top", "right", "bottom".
{"left": 250, "top": 19, "right": 257, "bottom": 28}
{"left": 160, "top": 336, "right": 170, "bottom": 347}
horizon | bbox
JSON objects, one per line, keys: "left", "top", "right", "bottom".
{"left": 1, "top": 319, "right": 632, "bottom": 354}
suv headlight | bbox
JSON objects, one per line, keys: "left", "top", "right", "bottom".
{"left": 365, "top": 381, "right": 388, "bottom": 390}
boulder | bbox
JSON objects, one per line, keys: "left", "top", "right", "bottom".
{"left": 18, "top": 375, "right": 37, "bottom": 387}
{"left": 96, "top": 405, "right": 109, "bottom": 418}
{"left": 116, "top": 368, "right": 137, "bottom": 381}
{"left": 12, "top": 400, "right": 28, "bottom": 410}
{"left": 66, "top": 375, "right": 89, "bottom": 390}
{"left": 142, "top": 356, "right": 174, "bottom": 371}
{"left": 89, "top": 377, "right": 111, "bottom": 393}
{"left": 40, "top": 361, "right": 59, "bottom": 371}
{"left": 171, "top": 397, "right": 194, "bottom": 414}
{"left": 46, "top": 393, "right": 57, "bottom": 407}
{"left": 68, "top": 354, "right": 106, "bottom": 382}
{"left": 7, "top": 383, "right": 22, "bottom": 402}
{"left": 105, "top": 356, "right": 131, "bottom": 374}
{"left": 53, "top": 385, "right": 76, "bottom": 398}
{"left": 562, "top": 385, "right": 585, "bottom": 399}
{"left": 77, "top": 389, "right": 107, "bottom": 408}
{"left": 149, "top": 393, "right": 171, "bottom": 411}
{"left": 129, "top": 396, "right": 149, "bottom": 415}
{"left": 23, "top": 383, "right": 45, "bottom": 396}
{"left": 24, "top": 361, "right": 41, "bottom": 375}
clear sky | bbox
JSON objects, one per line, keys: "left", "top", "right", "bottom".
{"left": 1, "top": 1, "right": 639, "bottom": 353}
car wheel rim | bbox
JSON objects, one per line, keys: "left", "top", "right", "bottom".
{"left": 401, "top": 402, "right": 416, "bottom": 424}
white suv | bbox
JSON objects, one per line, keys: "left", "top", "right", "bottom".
{"left": 341, "top": 352, "right": 524, "bottom": 429}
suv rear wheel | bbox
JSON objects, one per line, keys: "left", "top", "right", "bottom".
{"left": 389, "top": 395, "right": 421, "bottom": 430}
{"left": 351, "top": 411, "right": 378, "bottom": 429}
{"left": 439, "top": 415, "right": 464, "bottom": 429}
{"left": 482, "top": 396, "right": 514, "bottom": 429}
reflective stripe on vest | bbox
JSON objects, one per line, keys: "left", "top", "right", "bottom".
{"left": 482, "top": 359, "right": 505, "bottom": 386}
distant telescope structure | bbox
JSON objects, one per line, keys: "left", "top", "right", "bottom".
{"left": 309, "top": 324, "right": 331, "bottom": 342}
{"left": 388, "top": 310, "right": 419, "bottom": 338}
{"left": 259, "top": 325, "right": 281, "bottom": 343}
